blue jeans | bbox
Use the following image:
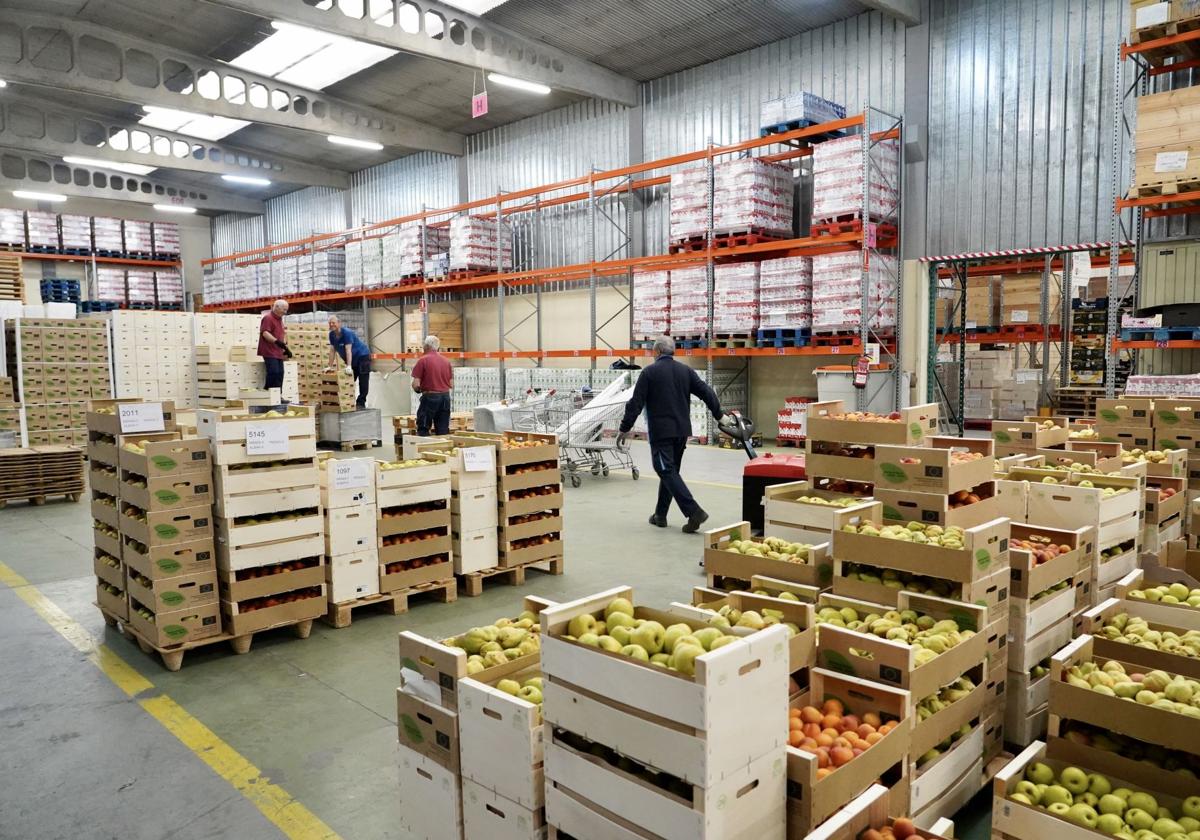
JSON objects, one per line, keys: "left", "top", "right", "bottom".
{"left": 417, "top": 392, "right": 451, "bottom": 436}
{"left": 650, "top": 436, "right": 699, "bottom": 518}
{"left": 264, "top": 357, "right": 284, "bottom": 390}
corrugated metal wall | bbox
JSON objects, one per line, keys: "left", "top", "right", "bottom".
{"left": 926, "top": 0, "right": 1128, "bottom": 254}
{"left": 640, "top": 11, "right": 906, "bottom": 253}
{"left": 466, "top": 99, "right": 631, "bottom": 270}
{"left": 349, "top": 152, "right": 460, "bottom": 225}
{"left": 264, "top": 186, "right": 348, "bottom": 245}
{"left": 210, "top": 213, "right": 264, "bottom": 259}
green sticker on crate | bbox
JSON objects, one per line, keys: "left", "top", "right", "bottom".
{"left": 154, "top": 523, "right": 180, "bottom": 539}
{"left": 821, "top": 650, "right": 855, "bottom": 676}
{"left": 949, "top": 608, "right": 978, "bottom": 632}
{"left": 156, "top": 557, "right": 182, "bottom": 573}
{"left": 163, "top": 624, "right": 188, "bottom": 640}
{"left": 975, "top": 548, "right": 991, "bottom": 571}
{"left": 1099, "top": 409, "right": 1120, "bottom": 423}
{"left": 400, "top": 656, "right": 422, "bottom": 672}
{"left": 161, "top": 591, "right": 184, "bottom": 607}
{"left": 882, "top": 505, "right": 903, "bottom": 521}
{"left": 151, "top": 455, "right": 178, "bottom": 471}
{"left": 817, "top": 563, "right": 833, "bottom": 584}
{"left": 399, "top": 714, "right": 424, "bottom": 745}
{"left": 994, "top": 431, "right": 1012, "bottom": 444}
{"left": 154, "top": 489, "right": 182, "bottom": 505}
{"left": 1158, "top": 411, "right": 1180, "bottom": 426}
{"left": 1161, "top": 440, "right": 1181, "bottom": 450}
{"left": 909, "top": 422, "right": 923, "bottom": 440}
{"left": 879, "top": 463, "right": 907, "bottom": 484}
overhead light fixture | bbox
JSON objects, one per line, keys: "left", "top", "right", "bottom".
{"left": 221, "top": 174, "right": 272, "bottom": 186}
{"left": 153, "top": 204, "right": 197, "bottom": 214}
{"left": 487, "top": 73, "right": 551, "bottom": 95}
{"left": 12, "top": 190, "right": 66, "bottom": 203}
{"left": 0, "top": 80, "right": 8, "bottom": 89}
{"left": 62, "top": 156, "right": 156, "bottom": 176}
{"left": 327, "top": 135, "right": 384, "bottom": 151}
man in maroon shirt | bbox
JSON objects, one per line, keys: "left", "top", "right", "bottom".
{"left": 411, "top": 335, "right": 453, "bottom": 436}
{"left": 258, "top": 299, "right": 291, "bottom": 391}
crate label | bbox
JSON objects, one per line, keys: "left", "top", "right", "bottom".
{"left": 154, "top": 523, "right": 180, "bottom": 539}
{"left": 879, "top": 463, "right": 908, "bottom": 484}
{"left": 909, "top": 422, "right": 924, "bottom": 440}
{"left": 246, "top": 422, "right": 289, "bottom": 455}
{"left": 333, "top": 459, "right": 371, "bottom": 490}
{"left": 118, "top": 402, "right": 165, "bottom": 433}
{"left": 1099, "top": 409, "right": 1120, "bottom": 422}
{"left": 1155, "top": 150, "right": 1189, "bottom": 173}
{"left": 161, "top": 590, "right": 184, "bottom": 607}
{"left": 1010, "top": 309, "right": 1029, "bottom": 323}
{"left": 151, "top": 455, "right": 178, "bottom": 471}
{"left": 1136, "top": 2, "right": 1169, "bottom": 27}
{"left": 461, "top": 446, "right": 495, "bottom": 473}
{"left": 153, "top": 489, "right": 182, "bottom": 505}
{"left": 163, "top": 623, "right": 188, "bottom": 640}
{"left": 156, "top": 557, "right": 182, "bottom": 573}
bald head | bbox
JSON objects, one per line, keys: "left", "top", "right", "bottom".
{"left": 272, "top": 299, "right": 289, "bottom": 316}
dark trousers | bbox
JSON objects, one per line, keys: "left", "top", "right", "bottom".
{"left": 650, "top": 436, "right": 699, "bottom": 518}
{"left": 264, "top": 357, "right": 285, "bottom": 390}
{"left": 417, "top": 392, "right": 451, "bottom": 436}
{"left": 352, "top": 355, "right": 371, "bottom": 408}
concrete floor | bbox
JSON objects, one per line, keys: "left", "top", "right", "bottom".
{"left": 0, "top": 440, "right": 992, "bottom": 840}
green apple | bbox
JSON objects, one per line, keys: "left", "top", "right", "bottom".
{"left": 522, "top": 677, "right": 542, "bottom": 690}
{"left": 1113, "top": 788, "right": 1134, "bottom": 802}
{"left": 1065, "top": 804, "right": 1098, "bottom": 829}
{"left": 496, "top": 678, "right": 521, "bottom": 696}
{"left": 568, "top": 614, "right": 597, "bottom": 638}
{"left": 1080, "top": 793, "right": 1099, "bottom": 808}
{"left": 736, "top": 610, "right": 765, "bottom": 630}
{"left": 1041, "top": 785, "right": 1073, "bottom": 807}
{"left": 1125, "top": 808, "right": 1155, "bottom": 832}
{"left": 692, "top": 627, "right": 725, "bottom": 650}
{"left": 650, "top": 653, "right": 670, "bottom": 666}
{"left": 1099, "top": 794, "right": 1127, "bottom": 816}
{"left": 1026, "top": 762, "right": 1056, "bottom": 785}
{"left": 1047, "top": 802, "right": 1071, "bottom": 817}
{"left": 1096, "top": 814, "right": 1126, "bottom": 835}
{"left": 620, "top": 644, "right": 649, "bottom": 661}
{"left": 631, "top": 621, "right": 666, "bottom": 655}
{"left": 1180, "top": 817, "right": 1200, "bottom": 833}
{"left": 577, "top": 632, "right": 601, "bottom": 647}
{"left": 1060, "top": 766, "right": 1090, "bottom": 795}
{"left": 606, "top": 611, "right": 636, "bottom": 630}
{"left": 596, "top": 635, "right": 622, "bottom": 652}
{"left": 1014, "top": 781, "right": 1040, "bottom": 804}
{"left": 663, "top": 623, "right": 693, "bottom": 653}
{"left": 708, "top": 635, "right": 737, "bottom": 650}
{"left": 610, "top": 625, "right": 633, "bottom": 646}
{"left": 673, "top": 634, "right": 702, "bottom": 652}
{"left": 670, "top": 643, "right": 705, "bottom": 676}
{"left": 1128, "top": 793, "right": 1159, "bottom": 816}
{"left": 1089, "top": 773, "right": 1113, "bottom": 797}
{"left": 1153, "top": 819, "right": 1186, "bottom": 838}
{"left": 479, "top": 641, "right": 502, "bottom": 654}
{"left": 517, "top": 685, "right": 543, "bottom": 704}
{"left": 605, "top": 597, "right": 635, "bottom": 620}
{"left": 1009, "top": 793, "right": 1033, "bottom": 806}
{"left": 1184, "top": 797, "right": 1200, "bottom": 821}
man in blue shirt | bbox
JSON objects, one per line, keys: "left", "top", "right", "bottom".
{"left": 327, "top": 315, "right": 372, "bottom": 409}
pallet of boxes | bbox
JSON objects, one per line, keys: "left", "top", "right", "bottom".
{"left": 395, "top": 596, "right": 554, "bottom": 839}
{"left": 88, "top": 400, "right": 225, "bottom": 670}
{"left": 199, "top": 404, "right": 327, "bottom": 652}
{"left": 374, "top": 455, "right": 457, "bottom": 612}
{"left": 284, "top": 322, "right": 328, "bottom": 406}
{"left": 317, "top": 454, "right": 382, "bottom": 626}
{"left": 195, "top": 345, "right": 298, "bottom": 408}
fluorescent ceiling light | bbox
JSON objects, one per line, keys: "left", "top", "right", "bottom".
{"left": 139, "top": 105, "right": 249, "bottom": 142}
{"left": 228, "top": 20, "right": 397, "bottom": 93}
{"left": 444, "top": 0, "right": 510, "bottom": 13}
{"left": 62, "top": 156, "right": 157, "bottom": 176}
{"left": 221, "top": 174, "right": 272, "bottom": 186}
{"left": 328, "top": 135, "right": 384, "bottom": 151}
{"left": 12, "top": 190, "right": 67, "bottom": 203}
{"left": 487, "top": 73, "right": 551, "bottom": 95}
{"left": 0, "top": 80, "right": 7, "bottom": 89}
{"left": 154, "top": 204, "right": 197, "bottom": 214}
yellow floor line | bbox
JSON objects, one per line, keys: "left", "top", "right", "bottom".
{"left": 0, "top": 561, "right": 342, "bottom": 840}
{"left": 687, "top": 478, "right": 743, "bottom": 490}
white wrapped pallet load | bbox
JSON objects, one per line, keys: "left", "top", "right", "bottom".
{"left": 0, "top": 209, "right": 24, "bottom": 246}
{"left": 811, "top": 134, "right": 900, "bottom": 224}
{"left": 758, "top": 256, "right": 812, "bottom": 330}
{"left": 631, "top": 269, "right": 670, "bottom": 339}
{"left": 155, "top": 268, "right": 183, "bottom": 304}
{"left": 712, "top": 262, "right": 759, "bottom": 334}
{"left": 669, "top": 157, "right": 794, "bottom": 242}
{"left": 449, "top": 215, "right": 512, "bottom": 271}
{"left": 60, "top": 214, "right": 92, "bottom": 251}
{"left": 810, "top": 252, "right": 898, "bottom": 334}
{"left": 96, "top": 266, "right": 126, "bottom": 303}
{"left": 381, "top": 224, "right": 449, "bottom": 279}
{"left": 126, "top": 268, "right": 156, "bottom": 303}
{"left": 668, "top": 266, "right": 708, "bottom": 337}
{"left": 25, "top": 211, "right": 59, "bottom": 249}
{"left": 760, "top": 91, "right": 846, "bottom": 128}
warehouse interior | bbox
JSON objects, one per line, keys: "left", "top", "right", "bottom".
{"left": 3, "top": 1, "right": 1200, "bottom": 839}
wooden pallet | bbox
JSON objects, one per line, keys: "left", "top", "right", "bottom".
{"left": 668, "top": 229, "right": 788, "bottom": 254}
{"left": 315, "top": 439, "right": 378, "bottom": 452}
{"left": 100, "top": 606, "right": 314, "bottom": 671}
{"left": 776, "top": 437, "right": 805, "bottom": 448}
{"left": 710, "top": 333, "right": 756, "bottom": 348}
{"left": 0, "top": 490, "right": 82, "bottom": 509}
{"left": 458, "top": 556, "right": 564, "bottom": 598}
{"left": 322, "top": 578, "right": 457, "bottom": 628}
{"left": 1127, "top": 177, "right": 1200, "bottom": 199}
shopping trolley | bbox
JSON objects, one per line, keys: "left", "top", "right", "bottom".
{"left": 547, "top": 377, "right": 640, "bottom": 487}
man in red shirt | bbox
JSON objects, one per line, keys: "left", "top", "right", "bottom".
{"left": 411, "top": 335, "right": 453, "bottom": 436}
{"left": 258, "top": 299, "right": 292, "bottom": 391}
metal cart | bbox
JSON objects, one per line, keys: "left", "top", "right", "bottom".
{"left": 548, "top": 380, "right": 640, "bottom": 487}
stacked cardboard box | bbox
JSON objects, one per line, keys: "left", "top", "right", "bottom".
{"left": 668, "top": 265, "right": 708, "bottom": 337}
{"left": 126, "top": 268, "right": 156, "bottom": 305}
{"left": 448, "top": 215, "right": 512, "bottom": 272}
{"left": 319, "top": 456, "right": 379, "bottom": 604}
{"left": 283, "top": 322, "right": 328, "bottom": 407}
{"left": 93, "top": 217, "right": 123, "bottom": 253}
{"left": 403, "top": 304, "right": 463, "bottom": 352}
{"left": 810, "top": 252, "right": 897, "bottom": 335}
{"left": 376, "top": 458, "right": 455, "bottom": 592}
{"left": 199, "top": 405, "right": 326, "bottom": 636}
{"left": 812, "top": 134, "right": 899, "bottom": 226}
{"left": 712, "top": 262, "right": 759, "bottom": 334}
{"left": 152, "top": 221, "right": 180, "bottom": 258}
{"left": 343, "top": 238, "right": 384, "bottom": 291}
{"left": 539, "top": 587, "right": 790, "bottom": 838}
{"left": 631, "top": 269, "right": 670, "bottom": 340}
{"left": 297, "top": 250, "right": 346, "bottom": 293}
{"left": 122, "top": 220, "right": 153, "bottom": 255}
{"left": 26, "top": 210, "right": 59, "bottom": 250}
{"left": 109, "top": 311, "right": 192, "bottom": 405}
{"left": 154, "top": 268, "right": 184, "bottom": 307}
{"left": 317, "top": 370, "right": 357, "bottom": 413}
{"left": 0, "top": 209, "right": 24, "bottom": 247}
{"left": 8, "top": 318, "right": 111, "bottom": 446}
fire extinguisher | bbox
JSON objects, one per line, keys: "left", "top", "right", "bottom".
{"left": 853, "top": 354, "right": 871, "bottom": 389}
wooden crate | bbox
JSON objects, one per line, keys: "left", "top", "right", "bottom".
{"left": 459, "top": 658, "right": 545, "bottom": 809}
{"left": 317, "top": 456, "right": 376, "bottom": 508}
{"left": 1080, "top": 597, "right": 1200, "bottom": 679}
{"left": 805, "top": 401, "right": 940, "bottom": 446}
{"left": 803, "top": 783, "right": 952, "bottom": 840}
{"left": 997, "top": 273, "right": 1061, "bottom": 327}
{"left": 213, "top": 459, "right": 320, "bottom": 518}
{"left": 221, "top": 586, "right": 326, "bottom": 636}
{"left": 703, "top": 520, "right": 832, "bottom": 589}
{"left": 376, "top": 459, "right": 452, "bottom": 507}
{"left": 667, "top": 591, "right": 816, "bottom": 673}
{"left": 462, "top": 778, "right": 546, "bottom": 840}
{"left": 215, "top": 511, "right": 324, "bottom": 572}
{"left": 763, "top": 481, "right": 876, "bottom": 544}
{"left": 196, "top": 405, "right": 317, "bottom": 465}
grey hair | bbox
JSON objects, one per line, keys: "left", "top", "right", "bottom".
{"left": 653, "top": 335, "right": 675, "bottom": 357}
{"left": 273, "top": 299, "right": 289, "bottom": 312}
{"left": 424, "top": 335, "right": 440, "bottom": 351}
{"left": 328, "top": 314, "right": 340, "bottom": 325}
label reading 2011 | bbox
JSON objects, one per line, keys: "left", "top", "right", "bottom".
{"left": 118, "top": 402, "right": 165, "bottom": 434}
{"left": 245, "top": 423, "right": 289, "bottom": 456}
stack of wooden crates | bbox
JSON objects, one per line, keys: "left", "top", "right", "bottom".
{"left": 319, "top": 456, "right": 378, "bottom": 604}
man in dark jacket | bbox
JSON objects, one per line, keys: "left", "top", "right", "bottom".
{"left": 617, "top": 336, "right": 726, "bottom": 533}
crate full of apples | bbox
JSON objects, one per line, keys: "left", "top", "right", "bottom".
{"left": 704, "top": 520, "right": 832, "bottom": 589}
{"left": 806, "top": 400, "right": 939, "bottom": 446}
